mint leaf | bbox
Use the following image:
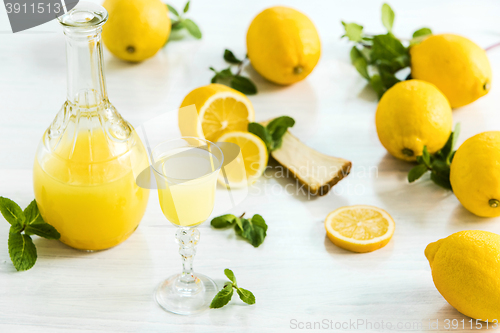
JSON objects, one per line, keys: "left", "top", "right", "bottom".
{"left": 408, "top": 164, "right": 428, "bottom": 183}
{"left": 248, "top": 122, "right": 272, "bottom": 152}
{"left": 430, "top": 171, "right": 452, "bottom": 190}
{"left": 236, "top": 287, "right": 255, "bottom": 305}
{"left": 23, "top": 200, "right": 60, "bottom": 239}
{"left": 183, "top": 19, "right": 202, "bottom": 39}
{"left": 210, "top": 282, "right": 234, "bottom": 309}
{"left": 183, "top": 1, "right": 190, "bottom": 13}
{"left": 0, "top": 196, "right": 24, "bottom": 229}
{"left": 421, "top": 146, "right": 431, "bottom": 167}
{"left": 412, "top": 27, "right": 432, "bottom": 38}
{"left": 211, "top": 214, "right": 237, "bottom": 228}
{"left": 210, "top": 269, "right": 255, "bottom": 309}
{"left": 224, "top": 268, "right": 237, "bottom": 285}
{"left": 166, "top": 4, "right": 179, "bottom": 17}
{"left": 8, "top": 231, "right": 37, "bottom": 271}
{"left": 25, "top": 222, "right": 60, "bottom": 240}
{"left": 230, "top": 75, "right": 257, "bottom": 95}
{"left": 235, "top": 214, "right": 268, "bottom": 247}
{"left": 341, "top": 21, "right": 363, "bottom": 42}
{"left": 381, "top": 3, "right": 395, "bottom": 32}
{"left": 267, "top": 116, "right": 295, "bottom": 150}
{"left": 350, "top": 46, "right": 369, "bottom": 80}
{"left": 23, "top": 200, "right": 43, "bottom": 225}
{"left": 224, "top": 49, "right": 243, "bottom": 64}
{"left": 218, "top": 67, "right": 234, "bottom": 78}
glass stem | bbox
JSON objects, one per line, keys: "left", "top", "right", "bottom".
{"left": 175, "top": 227, "right": 200, "bottom": 284}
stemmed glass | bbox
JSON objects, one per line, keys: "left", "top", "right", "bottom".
{"left": 151, "top": 137, "right": 224, "bottom": 315}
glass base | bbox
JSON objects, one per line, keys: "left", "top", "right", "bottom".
{"left": 155, "top": 273, "right": 218, "bottom": 315}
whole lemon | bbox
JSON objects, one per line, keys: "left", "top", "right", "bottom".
{"left": 450, "top": 131, "right": 500, "bottom": 217}
{"left": 425, "top": 230, "right": 500, "bottom": 321}
{"left": 102, "top": 0, "right": 170, "bottom": 62}
{"left": 410, "top": 34, "right": 492, "bottom": 108}
{"left": 246, "top": 6, "right": 321, "bottom": 85}
{"left": 375, "top": 80, "right": 452, "bottom": 161}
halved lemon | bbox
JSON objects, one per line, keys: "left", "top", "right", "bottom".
{"left": 179, "top": 84, "right": 255, "bottom": 142}
{"left": 325, "top": 205, "right": 395, "bottom": 253}
{"left": 216, "top": 131, "right": 268, "bottom": 188}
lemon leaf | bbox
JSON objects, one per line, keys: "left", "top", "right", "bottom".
{"left": 412, "top": 27, "right": 432, "bottom": 38}
{"left": 381, "top": 3, "right": 395, "bottom": 32}
{"left": 183, "top": 19, "right": 202, "bottom": 39}
{"left": 369, "top": 74, "right": 385, "bottom": 99}
{"left": 166, "top": 4, "right": 179, "bottom": 17}
{"left": 371, "top": 34, "right": 407, "bottom": 63}
{"left": 183, "top": 1, "right": 190, "bottom": 13}
{"left": 341, "top": 21, "right": 363, "bottom": 43}
{"left": 350, "top": 46, "right": 369, "bottom": 80}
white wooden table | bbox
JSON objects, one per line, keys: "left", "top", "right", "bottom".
{"left": 1, "top": 0, "right": 500, "bottom": 331}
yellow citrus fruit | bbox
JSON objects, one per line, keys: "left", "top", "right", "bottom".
{"left": 376, "top": 80, "right": 452, "bottom": 162}
{"left": 102, "top": 0, "right": 170, "bottom": 62}
{"left": 425, "top": 230, "right": 500, "bottom": 321}
{"left": 410, "top": 34, "right": 492, "bottom": 108}
{"left": 179, "top": 84, "right": 255, "bottom": 143}
{"left": 246, "top": 6, "right": 321, "bottom": 85}
{"left": 216, "top": 131, "right": 268, "bottom": 188}
{"left": 450, "top": 131, "right": 500, "bottom": 217}
{"left": 324, "top": 205, "right": 395, "bottom": 253}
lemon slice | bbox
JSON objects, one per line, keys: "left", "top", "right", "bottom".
{"left": 179, "top": 84, "right": 255, "bottom": 142}
{"left": 325, "top": 205, "right": 395, "bottom": 253}
{"left": 216, "top": 131, "right": 268, "bottom": 188}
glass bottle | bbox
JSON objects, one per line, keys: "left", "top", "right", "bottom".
{"left": 33, "top": 2, "right": 150, "bottom": 251}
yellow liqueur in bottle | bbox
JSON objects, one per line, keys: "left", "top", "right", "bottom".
{"left": 33, "top": 3, "right": 149, "bottom": 251}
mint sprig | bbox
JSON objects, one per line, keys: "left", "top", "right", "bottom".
{"left": 166, "top": 1, "right": 202, "bottom": 40}
{"left": 209, "top": 49, "right": 257, "bottom": 95}
{"left": 342, "top": 3, "right": 433, "bottom": 98}
{"left": 0, "top": 197, "right": 60, "bottom": 271}
{"left": 248, "top": 116, "right": 295, "bottom": 153}
{"left": 408, "top": 123, "right": 461, "bottom": 190}
{"left": 210, "top": 269, "right": 255, "bottom": 309}
{"left": 211, "top": 213, "right": 267, "bottom": 247}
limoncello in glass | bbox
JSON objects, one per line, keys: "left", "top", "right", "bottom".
{"left": 151, "top": 138, "right": 224, "bottom": 315}
{"left": 154, "top": 147, "right": 220, "bottom": 227}
{"left": 33, "top": 3, "right": 149, "bottom": 251}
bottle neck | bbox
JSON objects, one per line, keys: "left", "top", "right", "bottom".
{"left": 64, "top": 26, "right": 108, "bottom": 107}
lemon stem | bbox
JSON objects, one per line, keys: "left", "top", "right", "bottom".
{"left": 489, "top": 199, "right": 499, "bottom": 208}
{"left": 126, "top": 46, "right": 135, "bottom": 54}
{"left": 293, "top": 66, "right": 303, "bottom": 75}
{"left": 402, "top": 148, "right": 414, "bottom": 157}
